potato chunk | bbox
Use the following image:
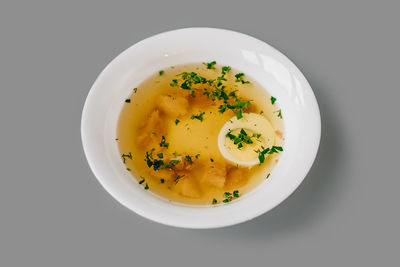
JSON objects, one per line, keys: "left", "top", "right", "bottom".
{"left": 137, "top": 110, "right": 164, "bottom": 149}
{"left": 156, "top": 95, "right": 188, "bottom": 117}
{"left": 201, "top": 161, "right": 226, "bottom": 188}
{"left": 175, "top": 174, "right": 201, "bottom": 198}
{"left": 225, "top": 167, "right": 248, "bottom": 188}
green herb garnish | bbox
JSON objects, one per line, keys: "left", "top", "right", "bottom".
{"left": 145, "top": 149, "right": 180, "bottom": 171}
{"left": 271, "top": 96, "right": 277, "bottom": 104}
{"left": 160, "top": 178, "right": 165, "bottom": 183}
{"left": 175, "top": 119, "right": 180, "bottom": 125}
{"left": 185, "top": 155, "right": 192, "bottom": 164}
{"left": 159, "top": 70, "right": 164, "bottom": 76}
{"left": 218, "top": 100, "right": 251, "bottom": 120}
{"left": 133, "top": 88, "right": 137, "bottom": 93}
{"left": 139, "top": 178, "right": 145, "bottom": 184}
{"left": 212, "top": 198, "right": 218, "bottom": 205}
{"left": 144, "top": 183, "right": 149, "bottom": 190}
{"left": 274, "top": 109, "right": 282, "bottom": 119}
{"left": 121, "top": 152, "right": 132, "bottom": 163}
{"left": 255, "top": 146, "right": 283, "bottom": 163}
{"left": 234, "top": 73, "right": 250, "bottom": 84}
{"left": 169, "top": 66, "right": 251, "bottom": 119}
{"left": 221, "top": 66, "right": 231, "bottom": 75}
{"left": 170, "top": 79, "right": 179, "bottom": 87}
{"left": 125, "top": 99, "right": 131, "bottom": 103}
{"left": 226, "top": 129, "right": 259, "bottom": 149}
{"left": 178, "top": 72, "right": 208, "bottom": 97}
{"left": 252, "top": 133, "right": 262, "bottom": 139}
{"left": 222, "top": 190, "right": 239, "bottom": 203}
{"left": 190, "top": 111, "right": 205, "bottom": 121}
{"left": 204, "top": 61, "right": 217, "bottom": 69}
{"left": 159, "top": 136, "right": 169, "bottom": 148}
{"left": 157, "top": 153, "right": 163, "bottom": 158}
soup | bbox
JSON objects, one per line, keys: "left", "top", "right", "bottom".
{"left": 117, "top": 62, "right": 284, "bottom": 205}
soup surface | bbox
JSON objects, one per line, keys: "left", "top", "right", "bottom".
{"left": 117, "top": 62, "right": 284, "bottom": 205}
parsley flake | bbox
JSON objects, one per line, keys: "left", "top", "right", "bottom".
{"left": 159, "top": 136, "right": 169, "bottom": 148}
{"left": 190, "top": 111, "right": 205, "bottom": 121}
{"left": 204, "top": 61, "right": 217, "bottom": 69}
{"left": 121, "top": 152, "right": 132, "bottom": 163}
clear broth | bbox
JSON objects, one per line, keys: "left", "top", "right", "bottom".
{"left": 117, "top": 63, "right": 284, "bottom": 205}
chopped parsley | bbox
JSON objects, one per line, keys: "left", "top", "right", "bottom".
{"left": 274, "top": 109, "right": 282, "bottom": 119}
{"left": 159, "top": 70, "right": 164, "bottom": 76}
{"left": 175, "top": 119, "right": 180, "bottom": 125}
{"left": 252, "top": 133, "right": 262, "bottom": 139}
{"left": 212, "top": 198, "right": 218, "bottom": 205}
{"left": 210, "top": 158, "right": 214, "bottom": 162}
{"left": 159, "top": 136, "right": 169, "bottom": 148}
{"left": 160, "top": 178, "right": 165, "bottom": 183}
{"left": 271, "top": 96, "right": 277, "bottom": 104}
{"left": 221, "top": 66, "right": 231, "bottom": 74}
{"left": 121, "top": 152, "right": 132, "bottom": 163}
{"left": 139, "top": 177, "right": 145, "bottom": 184}
{"left": 145, "top": 149, "right": 180, "bottom": 171}
{"left": 204, "top": 61, "right": 217, "bottom": 69}
{"left": 222, "top": 190, "right": 240, "bottom": 203}
{"left": 226, "top": 129, "right": 260, "bottom": 149}
{"left": 266, "top": 173, "right": 271, "bottom": 179}
{"left": 178, "top": 72, "right": 208, "bottom": 97}
{"left": 157, "top": 153, "right": 163, "bottom": 158}
{"left": 234, "top": 73, "right": 250, "bottom": 84}
{"left": 144, "top": 183, "right": 149, "bottom": 190}
{"left": 133, "top": 87, "right": 137, "bottom": 93}
{"left": 218, "top": 100, "right": 251, "bottom": 120}
{"left": 255, "top": 146, "right": 283, "bottom": 163}
{"left": 170, "top": 79, "right": 179, "bottom": 87}
{"left": 190, "top": 111, "right": 205, "bottom": 121}
{"left": 126, "top": 168, "right": 131, "bottom": 171}
{"left": 125, "top": 99, "right": 131, "bottom": 103}
{"left": 185, "top": 155, "right": 192, "bottom": 164}
{"left": 195, "top": 154, "right": 200, "bottom": 159}
{"left": 168, "top": 66, "right": 251, "bottom": 119}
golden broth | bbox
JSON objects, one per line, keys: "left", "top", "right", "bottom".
{"left": 117, "top": 63, "right": 284, "bottom": 205}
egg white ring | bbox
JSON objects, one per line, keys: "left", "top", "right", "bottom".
{"left": 217, "top": 113, "right": 275, "bottom": 167}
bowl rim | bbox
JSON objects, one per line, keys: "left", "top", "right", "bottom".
{"left": 81, "top": 27, "right": 321, "bottom": 229}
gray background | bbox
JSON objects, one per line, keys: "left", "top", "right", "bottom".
{"left": 1, "top": 0, "right": 399, "bottom": 266}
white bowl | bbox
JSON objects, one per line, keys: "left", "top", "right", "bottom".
{"left": 81, "top": 28, "right": 321, "bottom": 229}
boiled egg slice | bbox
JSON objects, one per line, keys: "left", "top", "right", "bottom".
{"left": 217, "top": 113, "right": 275, "bottom": 167}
